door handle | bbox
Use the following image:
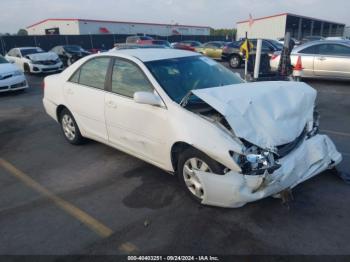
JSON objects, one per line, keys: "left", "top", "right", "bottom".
{"left": 318, "top": 57, "right": 326, "bottom": 61}
{"left": 106, "top": 101, "right": 117, "bottom": 109}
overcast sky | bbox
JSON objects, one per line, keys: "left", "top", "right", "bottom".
{"left": 1, "top": 0, "right": 349, "bottom": 33}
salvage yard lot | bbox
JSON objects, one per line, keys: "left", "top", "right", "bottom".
{"left": 0, "top": 71, "right": 350, "bottom": 255}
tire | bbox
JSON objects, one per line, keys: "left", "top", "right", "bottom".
{"left": 23, "top": 63, "right": 31, "bottom": 74}
{"left": 177, "top": 147, "right": 225, "bottom": 202}
{"left": 229, "top": 55, "right": 241, "bottom": 69}
{"left": 59, "top": 109, "right": 85, "bottom": 145}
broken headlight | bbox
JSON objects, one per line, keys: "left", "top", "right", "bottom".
{"left": 231, "top": 148, "right": 281, "bottom": 176}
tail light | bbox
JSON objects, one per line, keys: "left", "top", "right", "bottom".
{"left": 41, "top": 80, "right": 45, "bottom": 89}
{"left": 223, "top": 45, "right": 229, "bottom": 52}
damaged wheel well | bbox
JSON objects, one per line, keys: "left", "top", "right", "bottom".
{"left": 56, "top": 105, "right": 68, "bottom": 122}
{"left": 171, "top": 142, "right": 193, "bottom": 173}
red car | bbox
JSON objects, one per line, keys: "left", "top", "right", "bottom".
{"left": 126, "top": 35, "right": 154, "bottom": 45}
{"left": 173, "top": 41, "right": 202, "bottom": 51}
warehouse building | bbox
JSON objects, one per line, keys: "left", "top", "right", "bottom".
{"left": 26, "top": 18, "right": 211, "bottom": 36}
{"left": 344, "top": 26, "right": 350, "bottom": 39}
{"left": 236, "top": 13, "right": 345, "bottom": 40}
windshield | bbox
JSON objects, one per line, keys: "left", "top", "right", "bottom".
{"left": 21, "top": 48, "right": 44, "bottom": 56}
{"left": 64, "top": 45, "right": 85, "bottom": 52}
{"left": 0, "top": 56, "right": 9, "bottom": 64}
{"left": 145, "top": 56, "right": 243, "bottom": 103}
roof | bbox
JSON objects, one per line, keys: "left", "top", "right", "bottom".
{"left": 107, "top": 48, "right": 198, "bottom": 62}
{"left": 27, "top": 18, "right": 211, "bottom": 29}
{"left": 237, "top": 13, "right": 345, "bottom": 26}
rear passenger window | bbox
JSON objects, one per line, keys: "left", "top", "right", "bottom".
{"left": 70, "top": 57, "right": 110, "bottom": 89}
{"left": 111, "top": 59, "right": 153, "bottom": 98}
{"left": 299, "top": 45, "right": 317, "bottom": 54}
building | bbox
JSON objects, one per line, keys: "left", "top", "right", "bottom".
{"left": 26, "top": 18, "right": 211, "bottom": 36}
{"left": 236, "top": 13, "right": 345, "bottom": 40}
{"left": 344, "top": 26, "right": 350, "bottom": 39}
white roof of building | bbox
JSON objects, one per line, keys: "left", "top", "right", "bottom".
{"left": 109, "top": 48, "right": 198, "bottom": 62}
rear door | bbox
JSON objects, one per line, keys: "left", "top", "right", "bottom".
{"left": 313, "top": 43, "right": 350, "bottom": 78}
{"left": 63, "top": 56, "right": 111, "bottom": 141}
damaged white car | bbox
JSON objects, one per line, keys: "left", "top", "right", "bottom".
{"left": 43, "top": 49, "right": 342, "bottom": 208}
{"left": 5, "top": 47, "right": 63, "bottom": 74}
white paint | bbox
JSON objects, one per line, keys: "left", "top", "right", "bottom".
{"left": 5, "top": 47, "right": 63, "bottom": 74}
{"left": 192, "top": 81, "right": 316, "bottom": 149}
{"left": 196, "top": 135, "right": 342, "bottom": 208}
{"left": 237, "top": 15, "right": 287, "bottom": 40}
{"left": 42, "top": 49, "right": 342, "bottom": 208}
{"left": 253, "top": 39, "right": 262, "bottom": 79}
{"left": 27, "top": 19, "right": 210, "bottom": 36}
{"left": 0, "top": 60, "right": 28, "bottom": 92}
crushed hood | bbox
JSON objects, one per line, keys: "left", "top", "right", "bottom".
{"left": 192, "top": 81, "right": 317, "bottom": 149}
{"left": 26, "top": 52, "right": 58, "bottom": 61}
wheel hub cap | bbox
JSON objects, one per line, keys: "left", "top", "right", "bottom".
{"left": 183, "top": 158, "right": 212, "bottom": 199}
{"left": 62, "top": 115, "right": 76, "bottom": 140}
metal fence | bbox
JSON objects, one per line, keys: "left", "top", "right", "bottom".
{"left": 0, "top": 34, "right": 228, "bottom": 55}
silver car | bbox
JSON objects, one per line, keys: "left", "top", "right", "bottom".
{"left": 270, "top": 40, "right": 350, "bottom": 80}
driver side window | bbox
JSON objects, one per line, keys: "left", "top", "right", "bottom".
{"left": 111, "top": 59, "right": 153, "bottom": 98}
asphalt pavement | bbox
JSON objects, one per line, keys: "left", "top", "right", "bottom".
{"left": 0, "top": 70, "right": 349, "bottom": 256}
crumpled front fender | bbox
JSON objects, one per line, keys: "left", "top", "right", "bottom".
{"left": 195, "top": 135, "right": 342, "bottom": 208}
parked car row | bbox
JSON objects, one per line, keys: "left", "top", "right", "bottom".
{"left": 0, "top": 55, "right": 28, "bottom": 93}
{"left": 270, "top": 40, "right": 350, "bottom": 80}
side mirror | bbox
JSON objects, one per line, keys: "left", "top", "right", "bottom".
{"left": 16, "top": 54, "right": 21, "bottom": 58}
{"left": 134, "top": 92, "right": 163, "bottom": 107}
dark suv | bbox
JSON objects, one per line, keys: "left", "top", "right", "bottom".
{"left": 222, "top": 39, "right": 283, "bottom": 68}
{"left": 51, "top": 45, "right": 90, "bottom": 66}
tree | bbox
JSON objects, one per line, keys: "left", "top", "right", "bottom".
{"left": 17, "top": 29, "right": 28, "bottom": 36}
{"left": 210, "top": 28, "right": 237, "bottom": 40}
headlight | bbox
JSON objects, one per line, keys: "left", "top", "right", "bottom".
{"left": 12, "top": 70, "right": 23, "bottom": 76}
{"left": 230, "top": 148, "right": 281, "bottom": 176}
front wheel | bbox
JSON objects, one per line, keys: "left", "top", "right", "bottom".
{"left": 59, "top": 109, "right": 84, "bottom": 145}
{"left": 229, "top": 55, "right": 241, "bottom": 69}
{"left": 177, "top": 148, "right": 225, "bottom": 202}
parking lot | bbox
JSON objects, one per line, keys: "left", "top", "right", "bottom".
{"left": 0, "top": 69, "right": 350, "bottom": 255}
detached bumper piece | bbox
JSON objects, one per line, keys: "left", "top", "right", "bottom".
{"left": 195, "top": 135, "right": 342, "bottom": 208}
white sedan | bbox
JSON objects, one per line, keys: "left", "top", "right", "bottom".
{"left": 0, "top": 55, "right": 28, "bottom": 93}
{"left": 5, "top": 47, "right": 63, "bottom": 74}
{"left": 43, "top": 49, "right": 342, "bottom": 208}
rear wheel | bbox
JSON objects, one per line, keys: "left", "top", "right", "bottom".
{"left": 177, "top": 148, "right": 225, "bottom": 202}
{"left": 59, "top": 109, "right": 84, "bottom": 145}
{"left": 229, "top": 55, "right": 241, "bottom": 69}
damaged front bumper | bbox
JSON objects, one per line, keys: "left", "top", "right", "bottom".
{"left": 195, "top": 134, "right": 342, "bottom": 208}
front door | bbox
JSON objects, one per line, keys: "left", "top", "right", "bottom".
{"left": 105, "top": 58, "right": 169, "bottom": 166}
{"left": 314, "top": 43, "right": 350, "bottom": 78}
